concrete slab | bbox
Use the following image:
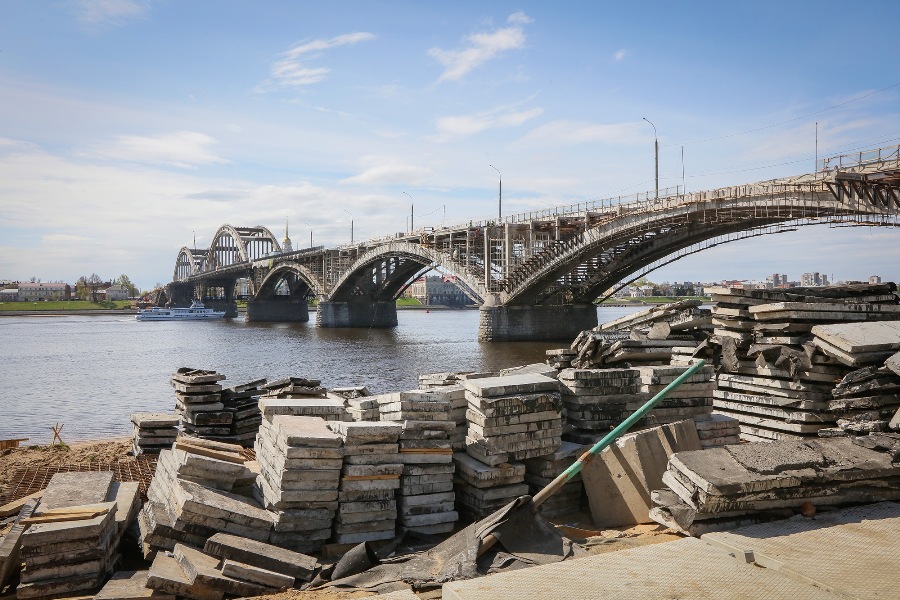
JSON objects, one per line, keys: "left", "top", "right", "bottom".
{"left": 462, "top": 373, "right": 559, "bottom": 398}
{"left": 203, "top": 533, "right": 316, "bottom": 580}
{"left": 269, "top": 415, "right": 343, "bottom": 447}
{"left": 702, "top": 502, "right": 900, "bottom": 600}
{"left": 442, "top": 537, "right": 846, "bottom": 600}
{"left": 221, "top": 560, "right": 293, "bottom": 589}
{"left": 36, "top": 471, "right": 114, "bottom": 513}
{"left": 810, "top": 321, "right": 900, "bottom": 353}
{"left": 94, "top": 570, "right": 175, "bottom": 600}
{"left": 146, "top": 552, "right": 223, "bottom": 600}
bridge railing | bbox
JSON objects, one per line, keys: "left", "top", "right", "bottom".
{"left": 817, "top": 143, "right": 900, "bottom": 174}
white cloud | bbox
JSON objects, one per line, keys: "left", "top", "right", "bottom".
{"left": 73, "top": 0, "right": 148, "bottom": 26}
{"left": 428, "top": 13, "right": 530, "bottom": 83}
{"left": 82, "top": 131, "right": 229, "bottom": 169}
{"left": 263, "top": 32, "right": 376, "bottom": 89}
{"left": 432, "top": 105, "right": 544, "bottom": 142}
{"left": 340, "top": 156, "right": 432, "bottom": 186}
{"left": 517, "top": 120, "right": 646, "bottom": 147}
{"left": 613, "top": 49, "right": 629, "bottom": 62}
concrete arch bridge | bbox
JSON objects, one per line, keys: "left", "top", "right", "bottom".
{"left": 167, "top": 145, "right": 900, "bottom": 341}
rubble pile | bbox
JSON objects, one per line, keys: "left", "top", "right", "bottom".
{"left": 545, "top": 348, "right": 577, "bottom": 370}
{"left": 522, "top": 441, "right": 585, "bottom": 517}
{"left": 595, "top": 299, "right": 712, "bottom": 335}
{"left": 328, "top": 422, "right": 404, "bottom": 544}
{"left": 219, "top": 378, "right": 266, "bottom": 447}
{"left": 172, "top": 368, "right": 230, "bottom": 442}
{"left": 131, "top": 412, "right": 180, "bottom": 456}
{"left": 709, "top": 284, "right": 900, "bottom": 441}
{"left": 418, "top": 372, "right": 467, "bottom": 388}
{"left": 463, "top": 373, "right": 563, "bottom": 466}
{"left": 139, "top": 439, "right": 268, "bottom": 556}
{"left": 452, "top": 453, "right": 527, "bottom": 521}
{"left": 17, "top": 472, "right": 140, "bottom": 599}
{"left": 258, "top": 377, "right": 348, "bottom": 422}
{"left": 379, "top": 390, "right": 459, "bottom": 535}
{"left": 649, "top": 436, "right": 900, "bottom": 536}
{"left": 253, "top": 416, "right": 342, "bottom": 554}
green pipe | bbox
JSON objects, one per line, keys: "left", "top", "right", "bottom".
{"left": 532, "top": 358, "right": 707, "bottom": 507}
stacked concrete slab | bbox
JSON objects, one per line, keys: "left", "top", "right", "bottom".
{"left": 709, "top": 284, "right": 900, "bottom": 441}
{"left": 131, "top": 412, "right": 180, "bottom": 456}
{"left": 649, "top": 436, "right": 900, "bottom": 536}
{"left": 0, "top": 499, "right": 38, "bottom": 593}
{"left": 253, "top": 415, "right": 343, "bottom": 553}
{"left": 172, "top": 368, "right": 230, "bottom": 442}
{"left": 558, "top": 368, "right": 644, "bottom": 444}
{"left": 463, "top": 373, "right": 563, "bottom": 466}
{"left": 452, "top": 452, "right": 527, "bottom": 521}
{"left": 545, "top": 348, "right": 577, "bottom": 370}
{"left": 258, "top": 377, "right": 348, "bottom": 422}
{"left": 219, "top": 378, "right": 266, "bottom": 447}
{"left": 345, "top": 396, "right": 380, "bottom": 421}
{"left": 328, "top": 421, "right": 403, "bottom": 544}
{"left": 522, "top": 441, "right": 585, "bottom": 517}
{"left": 378, "top": 390, "right": 459, "bottom": 535}
{"left": 204, "top": 533, "right": 317, "bottom": 588}
{"left": 635, "top": 364, "right": 716, "bottom": 424}
{"left": 693, "top": 414, "right": 741, "bottom": 448}
{"left": 139, "top": 439, "right": 270, "bottom": 555}
{"left": 17, "top": 471, "right": 140, "bottom": 599}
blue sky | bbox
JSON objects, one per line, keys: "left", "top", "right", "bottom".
{"left": 1, "top": 1, "right": 899, "bottom": 290}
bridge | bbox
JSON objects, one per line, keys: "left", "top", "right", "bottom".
{"left": 164, "top": 144, "right": 900, "bottom": 341}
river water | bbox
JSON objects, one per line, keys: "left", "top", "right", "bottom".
{"left": 0, "top": 306, "right": 643, "bottom": 444}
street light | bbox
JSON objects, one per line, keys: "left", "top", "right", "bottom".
{"left": 489, "top": 164, "right": 501, "bottom": 221}
{"left": 342, "top": 209, "right": 354, "bottom": 244}
{"left": 642, "top": 118, "right": 659, "bottom": 199}
{"left": 404, "top": 192, "right": 413, "bottom": 231}
{"left": 304, "top": 222, "right": 313, "bottom": 248}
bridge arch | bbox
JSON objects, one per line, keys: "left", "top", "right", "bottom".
{"left": 501, "top": 180, "right": 900, "bottom": 306}
{"left": 254, "top": 262, "right": 325, "bottom": 300}
{"left": 206, "top": 224, "right": 282, "bottom": 271}
{"left": 327, "top": 242, "right": 486, "bottom": 304}
{"left": 173, "top": 246, "right": 207, "bottom": 282}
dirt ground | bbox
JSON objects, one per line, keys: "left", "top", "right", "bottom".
{"left": 0, "top": 437, "right": 133, "bottom": 490}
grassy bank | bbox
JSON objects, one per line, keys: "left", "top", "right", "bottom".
{"left": 0, "top": 300, "right": 133, "bottom": 311}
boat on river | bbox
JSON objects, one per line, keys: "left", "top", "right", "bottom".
{"left": 135, "top": 301, "right": 226, "bottom": 321}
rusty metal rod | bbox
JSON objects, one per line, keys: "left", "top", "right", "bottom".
{"left": 478, "top": 358, "right": 707, "bottom": 556}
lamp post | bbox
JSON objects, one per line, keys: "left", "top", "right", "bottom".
{"left": 489, "top": 164, "right": 501, "bottom": 221}
{"left": 642, "top": 117, "right": 659, "bottom": 199}
{"left": 342, "top": 209, "right": 353, "bottom": 244}
{"left": 304, "top": 222, "right": 313, "bottom": 248}
{"left": 404, "top": 192, "right": 413, "bottom": 231}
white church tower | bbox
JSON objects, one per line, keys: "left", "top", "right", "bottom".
{"left": 282, "top": 217, "right": 293, "bottom": 253}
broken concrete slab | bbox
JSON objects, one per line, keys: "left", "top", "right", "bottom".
{"left": 220, "top": 559, "right": 294, "bottom": 589}
{"left": 174, "top": 544, "right": 269, "bottom": 597}
{"left": 94, "top": 570, "right": 175, "bottom": 600}
{"left": 203, "top": 533, "right": 316, "bottom": 581}
{"left": 146, "top": 552, "right": 223, "bottom": 600}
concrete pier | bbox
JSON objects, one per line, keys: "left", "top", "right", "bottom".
{"left": 478, "top": 304, "right": 597, "bottom": 341}
{"left": 316, "top": 300, "right": 398, "bottom": 328}
{"left": 203, "top": 299, "right": 239, "bottom": 318}
{"left": 246, "top": 299, "right": 310, "bottom": 323}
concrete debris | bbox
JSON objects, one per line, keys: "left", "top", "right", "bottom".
{"left": 649, "top": 436, "right": 900, "bottom": 535}
{"left": 379, "top": 390, "right": 459, "bottom": 535}
{"left": 594, "top": 299, "right": 711, "bottom": 335}
{"left": 581, "top": 420, "right": 701, "bottom": 528}
{"left": 131, "top": 413, "right": 180, "bottom": 456}
{"left": 330, "top": 385, "right": 371, "bottom": 399}
{"left": 709, "top": 284, "right": 900, "bottom": 441}
{"left": 452, "top": 452, "right": 527, "bottom": 521}
{"left": 171, "top": 368, "right": 230, "bottom": 444}
{"left": 203, "top": 532, "right": 317, "bottom": 583}
{"left": 219, "top": 378, "right": 266, "bottom": 447}
{"left": 522, "top": 441, "right": 585, "bottom": 517}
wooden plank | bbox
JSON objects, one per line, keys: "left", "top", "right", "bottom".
{"left": 174, "top": 440, "right": 245, "bottom": 464}
{"left": 0, "top": 490, "right": 44, "bottom": 518}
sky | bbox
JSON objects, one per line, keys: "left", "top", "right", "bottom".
{"left": 2, "top": 1, "right": 900, "bottom": 291}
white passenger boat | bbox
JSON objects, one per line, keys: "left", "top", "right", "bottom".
{"left": 135, "top": 301, "right": 226, "bottom": 321}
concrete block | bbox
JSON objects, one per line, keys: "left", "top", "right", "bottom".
{"left": 221, "top": 559, "right": 294, "bottom": 589}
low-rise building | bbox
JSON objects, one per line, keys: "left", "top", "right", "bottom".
{"left": 405, "top": 275, "right": 473, "bottom": 306}
{"left": 18, "top": 282, "right": 71, "bottom": 301}
{"left": 103, "top": 285, "right": 129, "bottom": 301}
{"left": 0, "top": 288, "right": 18, "bottom": 302}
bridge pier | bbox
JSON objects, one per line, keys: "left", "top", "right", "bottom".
{"left": 316, "top": 300, "right": 398, "bottom": 328}
{"left": 246, "top": 298, "right": 310, "bottom": 322}
{"left": 478, "top": 303, "right": 598, "bottom": 342}
{"left": 203, "top": 299, "right": 239, "bottom": 318}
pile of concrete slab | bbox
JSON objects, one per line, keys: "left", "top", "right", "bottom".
{"left": 710, "top": 284, "right": 900, "bottom": 441}
{"left": 14, "top": 472, "right": 140, "bottom": 599}
{"left": 522, "top": 441, "right": 584, "bottom": 517}
{"left": 545, "top": 348, "right": 577, "bottom": 369}
{"left": 328, "top": 422, "right": 403, "bottom": 544}
{"left": 131, "top": 412, "right": 180, "bottom": 456}
{"left": 693, "top": 414, "right": 741, "bottom": 448}
{"left": 418, "top": 371, "right": 466, "bottom": 389}
{"left": 595, "top": 299, "right": 712, "bottom": 335}
{"left": 258, "top": 377, "right": 349, "bottom": 422}
{"left": 636, "top": 364, "right": 715, "bottom": 423}
{"left": 172, "top": 368, "right": 231, "bottom": 442}
{"left": 253, "top": 416, "right": 342, "bottom": 554}
{"left": 345, "top": 395, "right": 380, "bottom": 421}
{"left": 463, "top": 373, "right": 563, "bottom": 465}
{"left": 139, "top": 438, "right": 269, "bottom": 556}
{"left": 378, "top": 390, "right": 459, "bottom": 535}
{"left": 649, "top": 435, "right": 900, "bottom": 536}
{"left": 452, "top": 452, "right": 527, "bottom": 521}
{"left": 219, "top": 378, "right": 266, "bottom": 447}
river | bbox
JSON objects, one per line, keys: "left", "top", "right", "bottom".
{"left": 0, "top": 306, "right": 644, "bottom": 444}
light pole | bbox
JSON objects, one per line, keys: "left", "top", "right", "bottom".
{"left": 343, "top": 209, "right": 353, "bottom": 244}
{"left": 304, "top": 222, "right": 313, "bottom": 248}
{"left": 642, "top": 117, "right": 658, "bottom": 199}
{"left": 489, "top": 164, "right": 501, "bottom": 221}
{"left": 404, "top": 192, "right": 413, "bottom": 231}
